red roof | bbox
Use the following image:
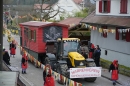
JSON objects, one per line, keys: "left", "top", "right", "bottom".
{"left": 59, "top": 17, "right": 83, "bottom": 25}
{"left": 73, "top": 0, "right": 83, "bottom": 4}
{"left": 59, "top": 17, "right": 83, "bottom": 29}
{"left": 81, "top": 11, "right": 130, "bottom": 27}
{"left": 19, "top": 21, "right": 69, "bottom": 27}
{"left": 34, "top": 4, "right": 50, "bottom": 10}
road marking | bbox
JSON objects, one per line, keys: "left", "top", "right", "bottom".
{"left": 20, "top": 74, "right": 35, "bottom": 86}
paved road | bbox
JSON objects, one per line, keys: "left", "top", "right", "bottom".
{"left": 3, "top": 35, "right": 122, "bottom": 86}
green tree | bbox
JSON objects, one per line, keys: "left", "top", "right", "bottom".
{"left": 73, "top": 8, "right": 88, "bottom": 18}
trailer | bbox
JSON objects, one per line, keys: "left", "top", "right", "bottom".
{"left": 19, "top": 21, "right": 69, "bottom": 64}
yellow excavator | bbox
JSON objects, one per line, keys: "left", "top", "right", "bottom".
{"left": 44, "top": 38, "right": 97, "bottom": 84}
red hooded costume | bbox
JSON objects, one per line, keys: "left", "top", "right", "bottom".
{"left": 10, "top": 40, "right": 16, "bottom": 55}
{"left": 89, "top": 43, "right": 95, "bottom": 58}
{"left": 21, "top": 53, "right": 28, "bottom": 69}
{"left": 44, "top": 64, "right": 55, "bottom": 86}
{"left": 109, "top": 60, "right": 119, "bottom": 80}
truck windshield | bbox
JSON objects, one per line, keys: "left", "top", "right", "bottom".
{"left": 63, "top": 41, "right": 79, "bottom": 56}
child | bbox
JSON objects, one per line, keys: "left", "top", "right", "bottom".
{"left": 21, "top": 52, "right": 28, "bottom": 74}
{"left": 21, "top": 57, "right": 26, "bottom": 74}
{"left": 43, "top": 64, "right": 55, "bottom": 86}
{"left": 109, "top": 60, "right": 119, "bottom": 85}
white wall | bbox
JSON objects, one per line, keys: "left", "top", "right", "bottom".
{"left": 50, "top": 0, "right": 81, "bottom": 20}
{"left": 90, "top": 27, "right": 130, "bottom": 67}
{"left": 96, "top": 0, "right": 130, "bottom": 16}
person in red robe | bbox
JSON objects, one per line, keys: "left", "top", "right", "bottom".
{"left": 88, "top": 43, "right": 95, "bottom": 58}
{"left": 10, "top": 40, "right": 16, "bottom": 57}
{"left": 43, "top": 64, "right": 55, "bottom": 86}
{"left": 109, "top": 60, "right": 119, "bottom": 85}
{"left": 21, "top": 51, "right": 28, "bottom": 74}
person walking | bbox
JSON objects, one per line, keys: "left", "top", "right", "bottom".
{"left": 93, "top": 45, "right": 101, "bottom": 67}
{"left": 43, "top": 64, "right": 55, "bottom": 86}
{"left": 109, "top": 60, "right": 119, "bottom": 85}
{"left": 3, "top": 47, "right": 11, "bottom": 65}
{"left": 21, "top": 51, "right": 28, "bottom": 74}
{"left": 10, "top": 40, "right": 16, "bottom": 57}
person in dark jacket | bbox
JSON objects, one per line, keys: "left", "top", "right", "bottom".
{"left": 109, "top": 60, "right": 119, "bottom": 85}
{"left": 3, "top": 47, "right": 11, "bottom": 65}
{"left": 93, "top": 45, "right": 101, "bottom": 67}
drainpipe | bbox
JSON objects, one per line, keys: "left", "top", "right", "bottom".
{"left": 0, "top": 0, "right": 3, "bottom": 70}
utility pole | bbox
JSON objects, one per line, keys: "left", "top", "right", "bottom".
{"left": 0, "top": 0, "right": 3, "bottom": 71}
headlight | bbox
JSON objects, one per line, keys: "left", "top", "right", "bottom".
{"left": 80, "top": 62, "right": 84, "bottom": 66}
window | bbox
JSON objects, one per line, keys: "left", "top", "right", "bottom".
{"left": 24, "top": 27, "right": 29, "bottom": 37}
{"left": 122, "top": 32, "right": 126, "bottom": 40}
{"left": 99, "top": 0, "right": 111, "bottom": 13}
{"left": 115, "top": 28, "right": 130, "bottom": 42}
{"left": 120, "top": 0, "right": 127, "bottom": 14}
{"left": 29, "top": 30, "right": 36, "bottom": 42}
{"left": 101, "top": 26, "right": 107, "bottom": 38}
{"left": 31, "top": 30, "right": 34, "bottom": 40}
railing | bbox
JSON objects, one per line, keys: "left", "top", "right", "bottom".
{"left": 2, "top": 61, "right": 26, "bottom": 86}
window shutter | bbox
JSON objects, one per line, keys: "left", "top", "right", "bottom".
{"left": 107, "top": 0, "right": 111, "bottom": 13}
{"left": 120, "top": 0, "right": 127, "bottom": 13}
{"left": 124, "top": 0, "right": 127, "bottom": 13}
{"left": 99, "top": 0, "right": 102, "bottom": 13}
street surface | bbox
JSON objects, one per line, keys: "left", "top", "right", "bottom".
{"left": 3, "top": 35, "right": 122, "bottom": 86}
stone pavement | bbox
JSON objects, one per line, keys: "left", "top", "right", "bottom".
{"left": 3, "top": 34, "right": 130, "bottom": 86}
{"left": 101, "top": 68, "right": 130, "bottom": 86}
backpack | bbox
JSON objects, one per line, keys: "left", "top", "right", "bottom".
{"left": 44, "top": 76, "right": 55, "bottom": 86}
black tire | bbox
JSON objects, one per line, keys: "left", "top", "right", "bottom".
{"left": 84, "top": 77, "right": 97, "bottom": 82}
{"left": 44, "top": 57, "right": 51, "bottom": 65}
{"left": 56, "top": 63, "right": 68, "bottom": 84}
{"left": 85, "top": 61, "right": 97, "bottom": 82}
{"left": 44, "top": 57, "right": 55, "bottom": 70}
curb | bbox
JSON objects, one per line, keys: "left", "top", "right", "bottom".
{"left": 101, "top": 75, "right": 122, "bottom": 85}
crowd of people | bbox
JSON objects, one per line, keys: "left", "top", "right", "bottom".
{"left": 80, "top": 42, "right": 101, "bottom": 67}
{"left": 3, "top": 39, "right": 119, "bottom": 86}
{"left": 80, "top": 42, "right": 119, "bottom": 85}
{"left": 3, "top": 40, "right": 28, "bottom": 74}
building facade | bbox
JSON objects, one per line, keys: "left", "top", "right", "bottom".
{"left": 81, "top": 0, "right": 130, "bottom": 67}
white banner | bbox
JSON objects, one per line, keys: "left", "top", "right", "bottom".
{"left": 70, "top": 67, "right": 102, "bottom": 78}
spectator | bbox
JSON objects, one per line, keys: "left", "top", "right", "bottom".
{"left": 93, "top": 45, "right": 101, "bottom": 66}
{"left": 80, "top": 44, "right": 89, "bottom": 59}
{"left": 109, "top": 60, "right": 119, "bottom": 85}
{"left": 3, "top": 47, "right": 11, "bottom": 65}
{"left": 88, "top": 43, "right": 95, "bottom": 58}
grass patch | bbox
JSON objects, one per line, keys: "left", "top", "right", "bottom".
{"left": 100, "top": 58, "right": 130, "bottom": 77}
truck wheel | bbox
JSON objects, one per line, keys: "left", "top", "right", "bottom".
{"left": 56, "top": 63, "right": 68, "bottom": 84}
{"left": 44, "top": 57, "right": 50, "bottom": 65}
{"left": 84, "top": 77, "right": 97, "bottom": 82}
{"left": 85, "top": 61, "right": 97, "bottom": 82}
